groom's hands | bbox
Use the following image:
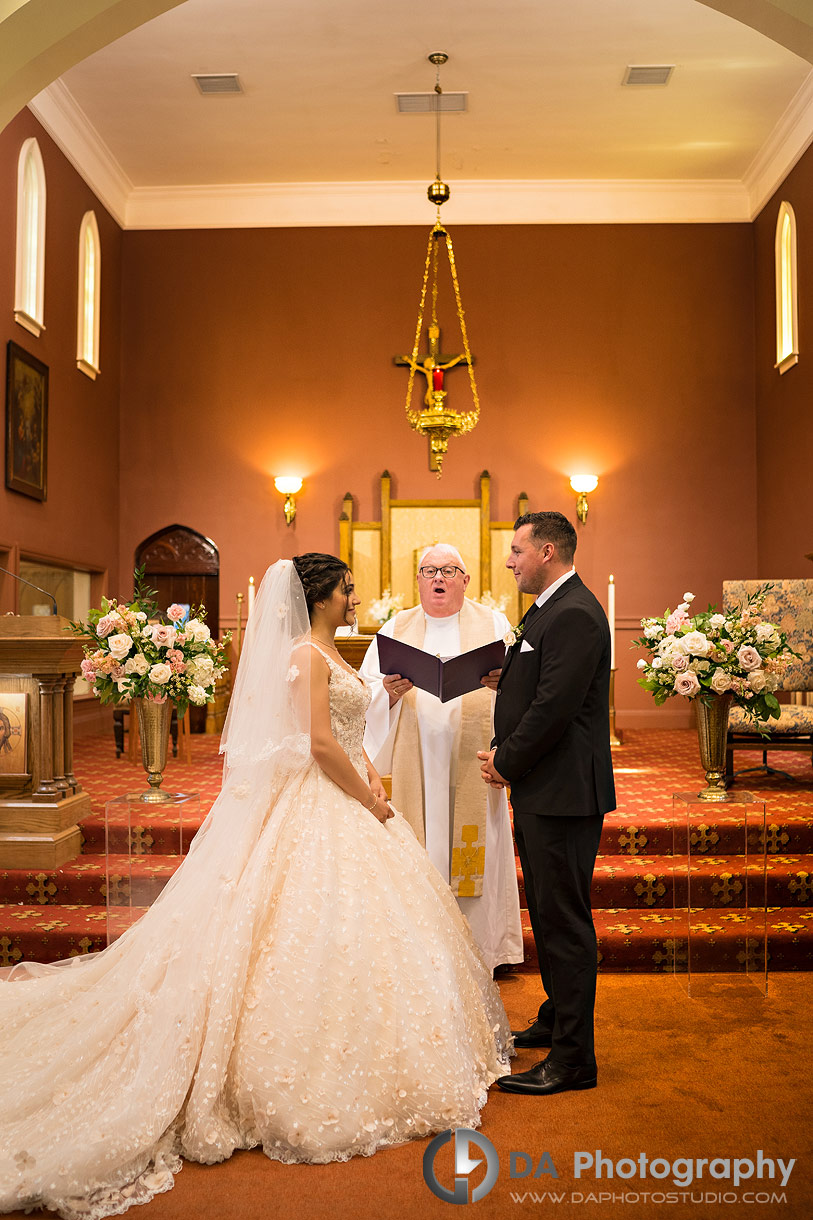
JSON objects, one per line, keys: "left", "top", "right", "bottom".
{"left": 480, "top": 668, "right": 502, "bottom": 692}
{"left": 478, "top": 748, "right": 508, "bottom": 789}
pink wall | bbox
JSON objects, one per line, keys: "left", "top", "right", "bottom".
{"left": 119, "top": 222, "right": 757, "bottom": 724}
{"left": 754, "top": 148, "right": 813, "bottom": 578}
{"left": 12, "top": 107, "right": 807, "bottom": 727}
{"left": 0, "top": 110, "right": 122, "bottom": 598}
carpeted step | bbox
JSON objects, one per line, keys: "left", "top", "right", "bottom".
{"left": 0, "top": 905, "right": 148, "bottom": 967}
{"left": 514, "top": 854, "right": 813, "bottom": 910}
{"left": 0, "top": 855, "right": 183, "bottom": 908}
{"left": 520, "top": 908, "right": 813, "bottom": 973}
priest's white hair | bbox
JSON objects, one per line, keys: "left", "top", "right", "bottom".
{"left": 418, "top": 543, "right": 467, "bottom": 573}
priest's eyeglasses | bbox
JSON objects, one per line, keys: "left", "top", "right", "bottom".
{"left": 418, "top": 565, "right": 465, "bottom": 580}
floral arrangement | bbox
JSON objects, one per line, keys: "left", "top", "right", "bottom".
{"left": 633, "top": 585, "right": 795, "bottom": 727}
{"left": 71, "top": 569, "right": 231, "bottom": 717}
{"left": 478, "top": 589, "right": 509, "bottom": 614}
{"left": 368, "top": 588, "right": 404, "bottom": 625}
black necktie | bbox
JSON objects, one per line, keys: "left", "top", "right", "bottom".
{"left": 522, "top": 602, "right": 541, "bottom": 626}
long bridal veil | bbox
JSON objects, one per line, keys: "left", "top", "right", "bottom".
{"left": 0, "top": 561, "right": 314, "bottom": 1218}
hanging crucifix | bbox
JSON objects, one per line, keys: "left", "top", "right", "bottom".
{"left": 394, "top": 323, "right": 474, "bottom": 409}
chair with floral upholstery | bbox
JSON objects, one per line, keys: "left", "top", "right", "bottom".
{"left": 723, "top": 579, "right": 813, "bottom": 782}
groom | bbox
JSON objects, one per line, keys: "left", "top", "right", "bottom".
{"left": 479, "top": 511, "right": 616, "bottom": 1096}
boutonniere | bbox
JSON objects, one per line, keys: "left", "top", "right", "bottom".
{"left": 503, "top": 623, "right": 525, "bottom": 648}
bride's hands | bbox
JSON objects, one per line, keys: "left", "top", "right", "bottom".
{"left": 366, "top": 792, "right": 394, "bottom": 823}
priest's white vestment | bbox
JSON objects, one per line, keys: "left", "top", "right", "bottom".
{"left": 361, "top": 606, "right": 524, "bottom": 971}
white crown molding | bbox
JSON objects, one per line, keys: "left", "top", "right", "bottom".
{"left": 123, "top": 178, "right": 752, "bottom": 229}
{"left": 744, "top": 69, "right": 813, "bottom": 218}
{"left": 28, "top": 81, "right": 131, "bottom": 226}
{"left": 28, "top": 75, "right": 813, "bottom": 229}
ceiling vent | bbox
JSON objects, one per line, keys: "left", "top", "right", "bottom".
{"left": 622, "top": 65, "right": 674, "bottom": 86}
{"left": 395, "top": 92, "right": 468, "bottom": 114}
{"left": 192, "top": 74, "right": 243, "bottom": 95}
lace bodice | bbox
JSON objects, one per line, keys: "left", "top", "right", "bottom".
{"left": 311, "top": 644, "right": 371, "bottom": 778}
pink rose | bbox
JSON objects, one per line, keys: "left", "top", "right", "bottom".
{"left": 96, "top": 614, "right": 116, "bottom": 638}
{"left": 149, "top": 624, "right": 177, "bottom": 649}
{"left": 737, "top": 645, "right": 762, "bottom": 672}
{"left": 167, "top": 604, "right": 186, "bottom": 622}
{"left": 673, "top": 672, "right": 701, "bottom": 697}
{"left": 665, "top": 609, "right": 690, "bottom": 635}
{"left": 671, "top": 653, "right": 689, "bottom": 672}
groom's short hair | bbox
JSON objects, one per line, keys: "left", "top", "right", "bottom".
{"left": 514, "top": 511, "right": 577, "bottom": 563}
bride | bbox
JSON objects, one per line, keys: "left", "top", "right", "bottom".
{"left": 0, "top": 554, "right": 512, "bottom": 1220}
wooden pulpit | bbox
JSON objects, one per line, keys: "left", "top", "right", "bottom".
{"left": 0, "top": 617, "right": 91, "bottom": 867}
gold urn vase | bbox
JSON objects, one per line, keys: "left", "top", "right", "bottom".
{"left": 694, "top": 691, "right": 734, "bottom": 801}
{"left": 133, "top": 697, "right": 173, "bottom": 802}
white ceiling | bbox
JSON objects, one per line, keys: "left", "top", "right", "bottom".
{"left": 28, "top": 0, "right": 813, "bottom": 227}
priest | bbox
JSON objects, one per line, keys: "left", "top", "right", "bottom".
{"left": 361, "top": 543, "right": 523, "bottom": 971}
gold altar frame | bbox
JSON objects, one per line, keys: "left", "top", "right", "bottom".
{"left": 339, "top": 471, "right": 532, "bottom": 628}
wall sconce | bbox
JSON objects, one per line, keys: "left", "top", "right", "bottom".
{"left": 274, "top": 476, "right": 303, "bottom": 526}
{"left": 569, "top": 474, "right": 598, "bottom": 523}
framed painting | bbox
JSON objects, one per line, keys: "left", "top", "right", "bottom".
{"left": 5, "top": 341, "right": 48, "bottom": 500}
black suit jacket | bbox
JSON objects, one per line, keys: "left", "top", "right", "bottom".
{"left": 493, "top": 573, "right": 616, "bottom": 818}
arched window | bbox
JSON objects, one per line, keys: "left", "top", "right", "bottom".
{"left": 775, "top": 201, "right": 798, "bottom": 374}
{"left": 14, "top": 138, "right": 46, "bottom": 337}
{"left": 77, "top": 211, "right": 101, "bottom": 378}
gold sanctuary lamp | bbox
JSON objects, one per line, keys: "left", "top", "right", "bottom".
{"left": 413, "top": 385, "right": 479, "bottom": 475}
{"left": 398, "top": 53, "right": 481, "bottom": 477}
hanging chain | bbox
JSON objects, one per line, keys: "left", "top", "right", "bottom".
{"left": 444, "top": 228, "right": 480, "bottom": 431}
{"left": 404, "top": 228, "right": 436, "bottom": 426}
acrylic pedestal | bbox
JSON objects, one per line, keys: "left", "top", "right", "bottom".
{"left": 672, "top": 791, "right": 767, "bottom": 997}
{"left": 104, "top": 790, "right": 200, "bottom": 946}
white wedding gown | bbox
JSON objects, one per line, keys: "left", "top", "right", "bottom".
{"left": 0, "top": 647, "right": 511, "bottom": 1220}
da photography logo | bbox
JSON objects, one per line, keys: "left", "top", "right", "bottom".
{"left": 423, "top": 1128, "right": 499, "bottom": 1204}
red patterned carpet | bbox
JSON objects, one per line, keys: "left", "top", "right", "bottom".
{"left": 1, "top": 729, "right": 811, "bottom": 971}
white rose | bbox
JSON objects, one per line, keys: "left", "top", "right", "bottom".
{"left": 710, "top": 668, "right": 732, "bottom": 693}
{"left": 135, "top": 611, "right": 147, "bottom": 622}
{"left": 748, "top": 669, "right": 767, "bottom": 693}
{"left": 107, "top": 632, "right": 133, "bottom": 660}
{"left": 682, "top": 631, "right": 711, "bottom": 657}
{"left": 187, "top": 684, "right": 208, "bottom": 705}
{"left": 636, "top": 658, "right": 647, "bottom": 670}
{"left": 651, "top": 656, "right": 663, "bottom": 669}
{"left": 186, "top": 619, "right": 211, "bottom": 644}
{"left": 756, "top": 622, "right": 779, "bottom": 645}
{"left": 683, "top": 592, "right": 695, "bottom": 603}
{"left": 709, "top": 614, "right": 726, "bottom": 631}
{"left": 643, "top": 623, "right": 663, "bottom": 640}
{"left": 149, "top": 663, "right": 171, "bottom": 685}
{"left": 124, "top": 653, "right": 150, "bottom": 676}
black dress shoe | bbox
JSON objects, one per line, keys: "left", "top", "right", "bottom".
{"left": 496, "top": 1058, "right": 597, "bottom": 1095}
{"left": 511, "top": 1020, "right": 553, "bottom": 1049}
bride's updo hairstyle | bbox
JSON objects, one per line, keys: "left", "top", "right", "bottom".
{"left": 293, "top": 553, "right": 351, "bottom": 618}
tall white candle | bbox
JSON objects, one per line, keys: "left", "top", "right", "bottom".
{"left": 247, "top": 576, "right": 256, "bottom": 617}
{"left": 608, "top": 574, "right": 616, "bottom": 670}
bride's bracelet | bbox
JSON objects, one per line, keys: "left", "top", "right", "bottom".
{"left": 367, "top": 793, "right": 379, "bottom": 813}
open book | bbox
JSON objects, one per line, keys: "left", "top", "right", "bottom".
{"left": 377, "top": 633, "right": 506, "bottom": 703}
